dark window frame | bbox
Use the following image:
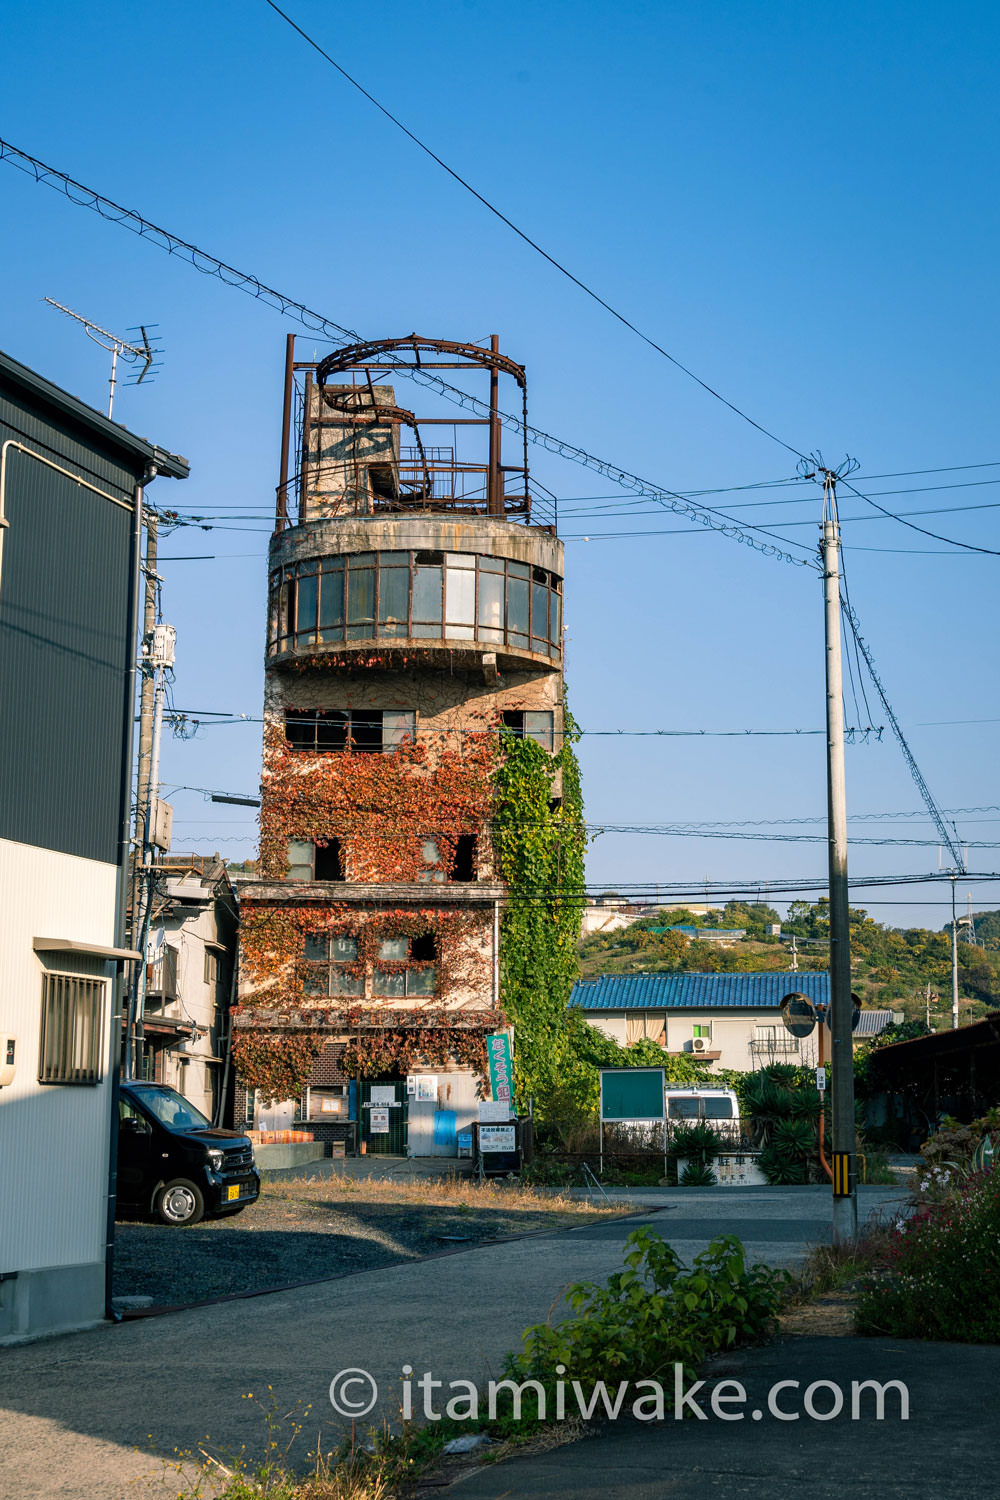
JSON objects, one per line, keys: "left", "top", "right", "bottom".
{"left": 284, "top": 708, "right": 415, "bottom": 755}
{"left": 270, "top": 552, "right": 563, "bottom": 660}
{"left": 286, "top": 838, "right": 344, "bottom": 882}
{"left": 501, "top": 709, "right": 556, "bottom": 752}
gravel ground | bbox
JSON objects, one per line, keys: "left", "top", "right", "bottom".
{"left": 112, "top": 1178, "right": 610, "bottom": 1307}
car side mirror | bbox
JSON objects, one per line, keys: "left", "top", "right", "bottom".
{"left": 120, "top": 1115, "right": 149, "bottom": 1135}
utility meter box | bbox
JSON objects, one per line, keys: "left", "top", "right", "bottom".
{"left": 0, "top": 1035, "right": 17, "bottom": 1087}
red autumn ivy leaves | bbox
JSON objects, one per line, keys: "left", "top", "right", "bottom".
{"left": 257, "top": 723, "right": 496, "bottom": 883}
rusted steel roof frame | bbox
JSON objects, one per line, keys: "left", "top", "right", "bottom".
{"left": 306, "top": 334, "right": 530, "bottom": 522}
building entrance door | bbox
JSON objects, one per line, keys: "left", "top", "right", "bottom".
{"left": 361, "top": 1079, "right": 407, "bottom": 1153}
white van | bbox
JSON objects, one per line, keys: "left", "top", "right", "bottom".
{"left": 664, "top": 1086, "right": 742, "bottom": 1135}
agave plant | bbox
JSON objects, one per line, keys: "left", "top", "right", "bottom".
{"left": 679, "top": 1159, "right": 718, "bottom": 1187}
{"left": 667, "top": 1123, "right": 721, "bottom": 1162}
{"left": 759, "top": 1146, "right": 809, "bottom": 1185}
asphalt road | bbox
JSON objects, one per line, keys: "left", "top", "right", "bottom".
{"left": 448, "top": 1336, "right": 1000, "bottom": 1500}
{"left": 0, "top": 1186, "right": 908, "bottom": 1500}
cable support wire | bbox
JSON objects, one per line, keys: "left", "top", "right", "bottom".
{"left": 256, "top": 4, "right": 1000, "bottom": 560}
{"left": 146, "top": 865, "right": 1000, "bottom": 899}
{"left": 260, "top": 0, "right": 807, "bottom": 466}
{"left": 5, "top": 134, "right": 995, "bottom": 562}
{"left": 0, "top": 134, "right": 810, "bottom": 570}
{"left": 838, "top": 593, "right": 966, "bottom": 871}
{"left": 158, "top": 712, "right": 883, "bottom": 739}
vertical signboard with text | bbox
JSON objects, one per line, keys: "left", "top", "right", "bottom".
{"left": 486, "top": 1032, "right": 513, "bottom": 1113}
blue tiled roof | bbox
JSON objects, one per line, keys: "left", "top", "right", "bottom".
{"left": 570, "top": 972, "right": 831, "bottom": 1011}
{"left": 852, "top": 1008, "right": 896, "bottom": 1037}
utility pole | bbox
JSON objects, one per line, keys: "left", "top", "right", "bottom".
{"left": 123, "top": 530, "right": 174, "bottom": 1081}
{"left": 925, "top": 982, "right": 932, "bottom": 1030}
{"left": 951, "top": 874, "right": 960, "bottom": 1030}
{"left": 818, "top": 466, "right": 858, "bottom": 1241}
{"left": 130, "top": 511, "right": 158, "bottom": 954}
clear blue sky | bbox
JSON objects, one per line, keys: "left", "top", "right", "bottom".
{"left": 3, "top": 0, "right": 999, "bottom": 929}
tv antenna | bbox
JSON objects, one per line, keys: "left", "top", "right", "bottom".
{"left": 43, "top": 298, "right": 161, "bottom": 418}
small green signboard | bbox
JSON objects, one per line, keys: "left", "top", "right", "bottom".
{"left": 486, "top": 1032, "right": 513, "bottom": 1106}
{"left": 600, "top": 1068, "right": 665, "bottom": 1122}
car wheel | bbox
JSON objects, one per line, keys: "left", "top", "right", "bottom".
{"left": 155, "top": 1179, "right": 205, "bottom": 1226}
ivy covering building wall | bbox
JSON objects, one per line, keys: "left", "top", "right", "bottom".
{"left": 493, "top": 714, "right": 587, "bottom": 1114}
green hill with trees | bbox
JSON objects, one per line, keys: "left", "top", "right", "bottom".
{"left": 579, "top": 899, "right": 1000, "bottom": 1027}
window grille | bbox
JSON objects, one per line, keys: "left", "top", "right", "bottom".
{"left": 38, "top": 973, "right": 107, "bottom": 1085}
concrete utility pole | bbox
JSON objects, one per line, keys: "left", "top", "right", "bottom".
{"left": 819, "top": 470, "right": 859, "bottom": 1242}
{"left": 130, "top": 511, "right": 158, "bottom": 954}
{"left": 951, "top": 874, "right": 960, "bottom": 1030}
{"left": 124, "top": 511, "right": 174, "bottom": 1081}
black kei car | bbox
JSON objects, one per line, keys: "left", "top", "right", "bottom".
{"left": 116, "top": 1081, "right": 261, "bottom": 1226}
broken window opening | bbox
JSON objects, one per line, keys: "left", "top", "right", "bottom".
{"left": 501, "top": 710, "right": 556, "bottom": 752}
{"left": 284, "top": 708, "right": 415, "bottom": 754}
{"left": 314, "top": 839, "right": 344, "bottom": 882}
{"left": 450, "top": 835, "right": 477, "bottom": 882}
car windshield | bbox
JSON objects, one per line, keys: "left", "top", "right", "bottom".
{"left": 129, "top": 1085, "right": 212, "bottom": 1132}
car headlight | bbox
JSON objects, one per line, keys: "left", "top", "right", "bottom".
{"left": 207, "top": 1149, "right": 225, "bottom": 1170}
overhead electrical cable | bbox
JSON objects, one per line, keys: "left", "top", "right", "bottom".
{"left": 259, "top": 0, "right": 807, "bottom": 464}
{"left": 839, "top": 476, "right": 1000, "bottom": 557}
{"left": 0, "top": 135, "right": 810, "bottom": 570}
{"left": 840, "top": 593, "right": 966, "bottom": 869}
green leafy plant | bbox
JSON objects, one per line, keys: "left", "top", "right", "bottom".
{"left": 493, "top": 712, "right": 587, "bottom": 1115}
{"left": 506, "top": 1227, "right": 790, "bottom": 1403}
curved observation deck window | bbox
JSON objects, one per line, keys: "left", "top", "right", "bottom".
{"left": 270, "top": 550, "right": 562, "bottom": 659}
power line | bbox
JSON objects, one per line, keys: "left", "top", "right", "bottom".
{"left": 160, "top": 714, "right": 884, "bottom": 739}
{"left": 258, "top": 2, "right": 1000, "bottom": 562}
{"left": 839, "top": 475, "right": 1000, "bottom": 557}
{"left": 839, "top": 594, "right": 965, "bottom": 870}
{"left": 4, "top": 130, "right": 993, "bottom": 564}
{"left": 0, "top": 134, "right": 813, "bottom": 568}
{"left": 260, "top": 0, "right": 807, "bottom": 465}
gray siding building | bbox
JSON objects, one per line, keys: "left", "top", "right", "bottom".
{"left": 0, "top": 349, "right": 187, "bottom": 1341}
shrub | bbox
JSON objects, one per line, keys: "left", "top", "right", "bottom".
{"left": 507, "top": 1227, "right": 789, "bottom": 1401}
{"left": 856, "top": 1166, "right": 1000, "bottom": 1342}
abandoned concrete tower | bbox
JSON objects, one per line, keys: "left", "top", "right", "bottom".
{"left": 234, "top": 336, "right": 568, "bottom": 1155}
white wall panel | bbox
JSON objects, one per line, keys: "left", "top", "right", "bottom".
{"left": 0, "top": 838, "right": 118, "bottom": 1274}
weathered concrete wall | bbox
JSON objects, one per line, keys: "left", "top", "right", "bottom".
{"left": 271, "top": 513, "right": 563, "bottom": 579}
{"left": 263, "top": 666, "right": 563, "bottom": 743}
{"left": 301, "top": 383, "right": 400, "bottom": 518}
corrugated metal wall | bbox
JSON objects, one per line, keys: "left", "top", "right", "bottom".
{"left": 0, "top": 412, "right": 134, "bottom": 863}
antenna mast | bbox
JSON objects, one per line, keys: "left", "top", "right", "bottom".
{"left": 44, "top": 298, "right": 160, "bottom": 418}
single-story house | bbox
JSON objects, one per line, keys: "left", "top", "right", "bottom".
{"left": 570, "top": 972, "right": 896, "bottom": 1071}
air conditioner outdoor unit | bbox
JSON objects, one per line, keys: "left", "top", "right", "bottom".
{"left": 692, "top": 1036, "right": 710, "bottom": 1053}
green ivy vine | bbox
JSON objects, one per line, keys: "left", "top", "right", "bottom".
{"left": 493, "top": 707, "right": 587, "bottom": 1114}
